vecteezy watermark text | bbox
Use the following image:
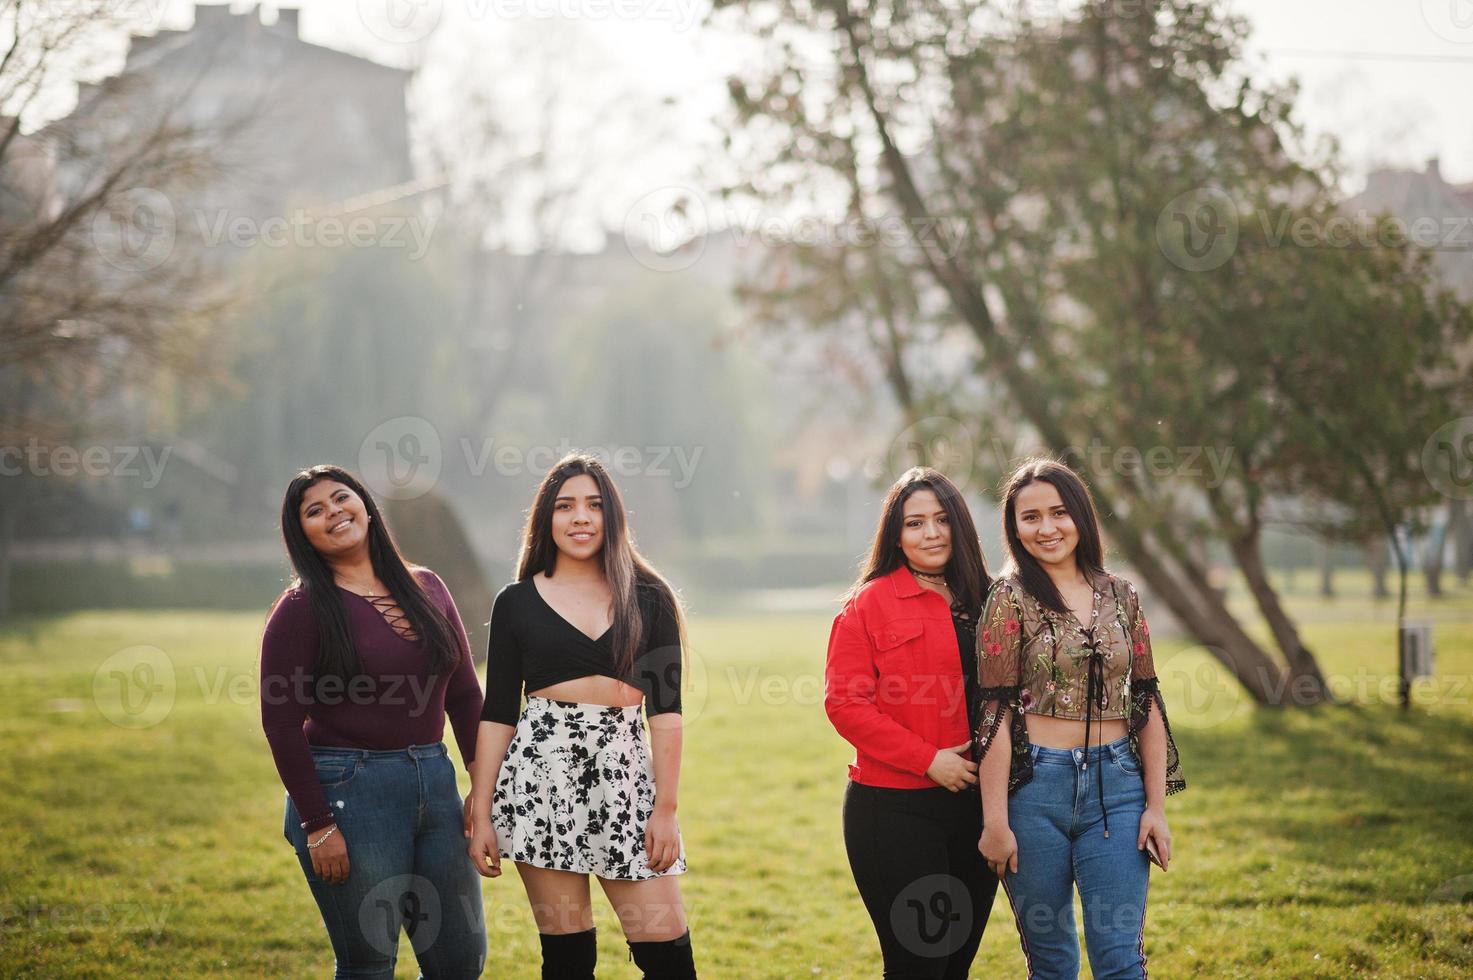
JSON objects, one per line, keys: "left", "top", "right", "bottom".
{"left": 0, "top": 897, "right": 171, "bottom": 937}
{"left": 356, "top": 0, "right": 704, "bottom": 45}
{"left": 358, "top": 418, "right": 708, "bottom": 502}
{"left": 1158, "top": 186, "right": 1473, "bottom": 273}
{"left": 0, "top": 440, "right": 170, "bottom": 488}
{"left": 195, "top": 208, "right": 437, "bottom": 260}
{"left": 459, "top": 438, "right": 703, "bottom": 488}
{"left": 621, "top": 186, "right": 972, "bottom": 273}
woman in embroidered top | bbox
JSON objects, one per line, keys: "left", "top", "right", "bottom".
{"left": 260, "top": 464, "right": 487, "bottom": 979}
{"left": 975, "top": 458, "right": 1184, "bottom": 980}
{"left": 465, "top": 454, "right": 695, "bottom": 980}
{"left": 825, "top": 467, "right": 998, "bottom": 978}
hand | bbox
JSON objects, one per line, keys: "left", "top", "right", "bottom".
{"left": 979, "top": 824, "right": 1018, "bottom": 879}
{"left": 925, "top": 743, "right": 978, "bottom": 792}
{"left": 1137, "top": 806, "right": 1172, "bottom": 871}
{"left": 467, "top": 816, "right": 502, "bottom": 879}
{"left": 307, "top": 824, "right": 349, "bottom": 885}
{"left": 644, "top": 807, "right": 681, "bottom": 874}
{"left": 463, "top": 795, "right": 475, "bottom": 839}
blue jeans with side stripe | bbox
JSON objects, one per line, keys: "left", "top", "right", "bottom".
{"left": 283, "top": 742, "right": 486, "bottom": 979}
{"left": 1001, "top": 736, "right": 1150, "bottom": 980}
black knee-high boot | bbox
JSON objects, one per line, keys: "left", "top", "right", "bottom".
{"left": 627, "top": 930, "right": 697, "bottom": 979}
{"left": 540, "top": 928, "right": 597, "bottom": 980}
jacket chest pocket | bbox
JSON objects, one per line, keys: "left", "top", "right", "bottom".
{"left": 870, "top": 617, "right": 925, "bottom": 676}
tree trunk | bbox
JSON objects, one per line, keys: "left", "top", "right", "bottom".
{"left": 1366, "top": 535, "right": 1390, "bottom": 598}
{"left": 1422, "top": 505, "right": 1447, "bottom": 598}
{"left": 0, "top": 495, "right": 13, "bottom": 621}
{"left": 1318, "top": 539, "right": 1335, "bottom": 598}
{"left": 1198, "top": 483, "right": 1331, "bottom": 703}
{"left": 1103, "top": 515, "right": 1291, "bottom": 704}
{"left": 1229, "top": 532, "right": 1331, "bottom": 703}
{"left": 1451, "top": 498, "right": 1473, "bottom": 587}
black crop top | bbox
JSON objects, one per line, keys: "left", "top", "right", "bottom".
{"left": 480, "top": 578, "right": 683, "bottom": 724}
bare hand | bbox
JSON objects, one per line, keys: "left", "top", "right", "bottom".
{"left": 644, "top": 808, "right": 681, "bottom": 874}
{"left": 463, "top": 795, "right": 475, "bottom": 839}
{"left": 926, "top": 743, "right": 978, "bottom": 792}
{"left": 467, "top": 817, "right": 502, "bottom": 878}
{"left": 307, "top": 824, "right": 349, "bottom": 885}
{"left": 1137, "top": 806, "right": 1172, "bottom": 871}
{"left": 979, "top": 824, "right": 1018, "bottom": 878}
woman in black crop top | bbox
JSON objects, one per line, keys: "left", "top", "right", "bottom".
{"left": 465, "top": 453, "right": 696, "bottom": 979}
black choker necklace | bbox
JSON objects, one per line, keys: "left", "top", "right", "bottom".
{"left": 909, "top": 565, "right": 947, "bottom": 582}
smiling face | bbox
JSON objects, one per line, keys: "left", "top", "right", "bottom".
{"left": 550, "top": 473, "right": 604, "bottom": 562}
{"left": 899, "top": 488, "right": 952, "bottom": 575}
{"left": 298, "top": 480, "right": 369, "bottom": 558}
{"left": 1013, "top": 479, "right": 1080, "bottom": 568}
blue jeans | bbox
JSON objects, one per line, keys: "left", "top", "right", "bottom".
{"left": 1002, "top": 736, "right": 1149, "bottom": 980}
{"left": 283, "top": 742, "right": 486, "bottom": 979}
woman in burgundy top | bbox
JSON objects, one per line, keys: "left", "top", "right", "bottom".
{"left": 824, "top": 466, "right": 998, "bottom": 978}
{"left": 260, "top": 464, "right": 487, "bottom": 979}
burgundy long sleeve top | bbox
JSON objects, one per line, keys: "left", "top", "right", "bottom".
{"left": 259, "top": 568, "right": 483, "bottom": 832}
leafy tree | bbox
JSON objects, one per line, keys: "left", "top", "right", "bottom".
{"left": 713, "top": 0, "right": 1473, "bottom": 702}
{"left": 0, "top": 1, "right": 239, "bottom": 616}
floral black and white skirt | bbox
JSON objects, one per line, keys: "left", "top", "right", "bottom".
{"left": 493, "top": 695, "right": 687, "bottom": 881}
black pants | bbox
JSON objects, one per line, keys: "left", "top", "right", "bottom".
{"left": 843, "top": 781, "right": 999, "bottom": 979}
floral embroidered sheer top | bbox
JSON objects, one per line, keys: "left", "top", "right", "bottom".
{"left": 973, "top": 571, "right": 1185, "bottom": 795}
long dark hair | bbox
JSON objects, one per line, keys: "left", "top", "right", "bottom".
{"left": 849, "top": 466, "right": 990, "bottom": 615}
{"left": 277, "top": 464, "right": 463, "bottom": 680}
{"left": 516, "top": 453, "right": 685, "bottom": 677}
{"left": 1000, "top": 457, "right": 1106, "bottom": 615}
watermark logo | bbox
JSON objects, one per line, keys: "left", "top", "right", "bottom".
{"left": 357, "top": 0, "right": 444, "bottom": 43}
{"left": 359, "top": 416, "right": 443, "bottom": 501}
{"left": 622, "top": 186, "right": 709, "bottom": 273}
{"left": 1156, "top": 188, "right": 1238, "bottom": 272}
{"left": 887, "top": 417, "right": 976, "bottom": 488}
{"left": 1428, "top": 874, "right": 1473, "bottom": 905}
{"left": 93, "top": 646, "right": 176, "bottom": 729}
{"left": 1423, "top": 416, "right": 1473, "bottom": 500}
{"left": 358, "top": 874, "right": 442, "bottom": 956}
{"left": 1421, "top": 0, "right": 1473, "bottom": 43}
{"left": 116, "top": 0, "right": 174, "bottom": 32}
{"left": 91, "top": 188, "right": 176, "bottom": 273}
{"left": 666, "top": 646, "right": 709, "bottom": 725}
{"left": 1163, "top": 653, "right": 1249, "bottom": 731}
{"left": 889, "top": 873, "right": 973, "bottom": 958}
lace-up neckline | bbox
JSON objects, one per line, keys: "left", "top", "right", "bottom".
{"left": 973, "top": 573, "right": 1187, "bottom": 806}
{"left": 340, "top": 587, "right": 419, "bottom": 642}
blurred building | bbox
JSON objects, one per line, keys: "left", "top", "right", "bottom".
{"left": 1346, "top": 159, "right": 1473, "bottom": 591}
{"left": 59, "top": 2, "right": 416, "bottom": 216}
{"left": 5, "top": 3, "right": 458, "bottom": 615}
{"left": 0, "top": 120, "right": 60, "bottom": 225}
{"left": 1349, "top": 158, "right": 1473, "bottom": 303}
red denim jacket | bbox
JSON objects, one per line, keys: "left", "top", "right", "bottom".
{"left": 824, "top": 565, "right": 973, "bottom": 789}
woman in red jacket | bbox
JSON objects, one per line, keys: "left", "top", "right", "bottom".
{"left": 825, "top": 466, "right": 997, "bottom": 979}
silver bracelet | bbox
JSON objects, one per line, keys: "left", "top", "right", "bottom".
{"left": 306, "top": 825, "right": 338, "bottom": 850}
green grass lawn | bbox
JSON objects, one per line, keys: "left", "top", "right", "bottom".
{"left": 2, "top": 587, "right": 1472, "bottom": 978}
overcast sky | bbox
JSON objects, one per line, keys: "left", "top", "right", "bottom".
{"left": 56, "top": 0, "right": 1473, "bottom": 191}
{"left": 1233, "top": 0, "right": 1473, "bottom": 184}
